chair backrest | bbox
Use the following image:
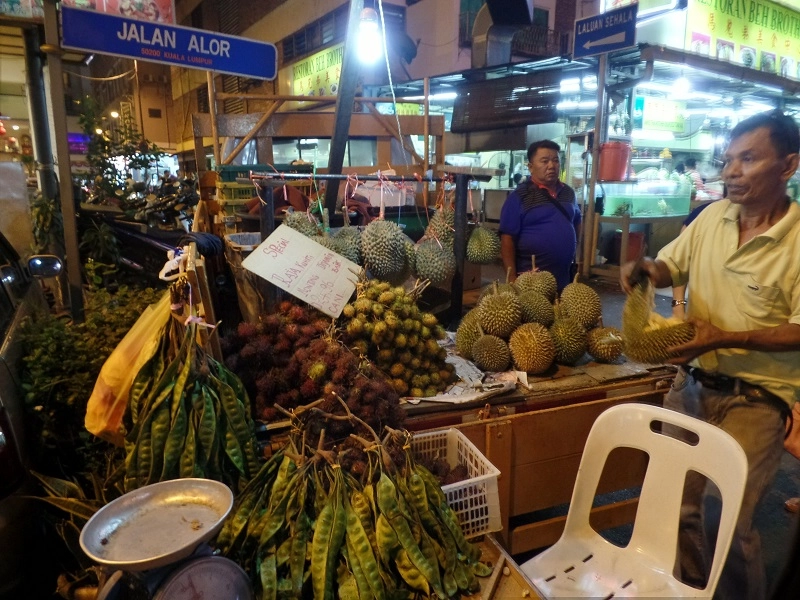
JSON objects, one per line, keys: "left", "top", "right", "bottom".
{"left": 563, "top": 403, "right": 748, "bottom": 592}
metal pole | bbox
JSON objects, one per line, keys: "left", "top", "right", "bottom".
{"left": 207, "top": 71, "right": 221, "bottom": 167}
{"left": 323, "top": 0, "right": 364, "bottom": 216}
{"left": 581, "top": 53, "right": 608, "bottom": 277}
{"left": 42, "top": 0, "right": 84, "bottom": 320}
{"left": 448, "top": 173, "right": 468, "bottom": 325}
{"left": 22, "top": 27, "right": 58, "bottom": 205}
{"left": 134, "top": 59, "right": 145, "bottom": 138}
{"left": 258, "top": 186, "right": 278, "bottom": 310}
{"left": 423, "top": 77, "right": 430, "bottom": 205}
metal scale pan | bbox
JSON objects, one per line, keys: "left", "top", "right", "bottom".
{"left": 80, "top": 478, "right": 234, "bottom": 572}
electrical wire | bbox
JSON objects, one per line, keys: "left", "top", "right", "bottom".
{"left": 62, "top": 69, "right": 136, "bottom": 82}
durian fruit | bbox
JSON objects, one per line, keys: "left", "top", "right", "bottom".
{"left": 361, "top": 219, "right": 407, "bottom": 281}
{"left": 478, "top": 267, "right": 517, "bottom": 302}
{"left": 549, "top": 300, "right": 588, "bottom": 365}
{"left": 471, "top": 327, "right": 511, "bottom": 372}
{"left": 333, "top": 226, "right": 363, "bottom": 265}
{"left": 587, "top": 326, "right": 624, "bottom": 363}
{"left": 384, "top": 236, "right": 417, "bottom": 286}
{"left": 477, "top": 282, "right": 522, "bottom": 339}
{"left": 622, "top": 280, "right": 695, "bottom": 364}
{"left": 467, "top": 225, "right": 501, "bottom": 264}
{"left": 403, "top": 236, "right": 417, "bottom": 276}
{"left": 425, "top": 206, "right": 455, "bottom": 250}
{"left": 514, "top": 257, "right": 557, "bottom": 302}
{"left": 455, "top": 308, "right": 482, "bottom": 360}
{"left": 560, "top": 274, "right": 602, "bottom": 329}
{"left": 509, "top": 323, "right": 556, "bottom": 374}
{"left": 518, "top": 290, "right": 555, "bottom": 327}
{"left": 415, "top": 239, "right": 457, "bottom": 285}
{"left": 316, "top": 235, "right": 344, "bottom": 255}
{"left": 284, "top": 210, "right": 320, "bottom": 237}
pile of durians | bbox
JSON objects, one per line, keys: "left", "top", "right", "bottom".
{"left": 455, "top": 266, "right": 624, "bottom": 374}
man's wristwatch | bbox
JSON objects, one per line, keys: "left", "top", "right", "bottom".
{"left": 671, "top": 299, "right": 687, "bottom": 307}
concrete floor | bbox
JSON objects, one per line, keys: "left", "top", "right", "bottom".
{"left": 465, "top": 261, "right": 800, "bottom": 593}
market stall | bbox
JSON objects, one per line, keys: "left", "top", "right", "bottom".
{"left": 404, "top": 361, "right": 675, "bottom": 553}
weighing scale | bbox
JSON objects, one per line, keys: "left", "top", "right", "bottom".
{"left": 79, "top": 478, "right": 252, "bottom": 600}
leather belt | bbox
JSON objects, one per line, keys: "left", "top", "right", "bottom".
{"left": 686, "top": 367, "right": 789, "bottom": 419}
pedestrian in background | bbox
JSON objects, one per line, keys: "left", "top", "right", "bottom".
{"left": 499, "top": 140, "right": 581, "bottom": 292}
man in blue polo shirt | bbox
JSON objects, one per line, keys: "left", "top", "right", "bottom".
{"left": 499, "top": 139, "right": 581, "bottom": 292}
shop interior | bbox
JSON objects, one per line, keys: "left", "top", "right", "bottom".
{"left": 361, "top": 44, "right": 800, "bottom": 273}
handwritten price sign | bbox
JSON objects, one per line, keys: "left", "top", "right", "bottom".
{"left": 241, "top": 224, "right": 360, "bottom": 318}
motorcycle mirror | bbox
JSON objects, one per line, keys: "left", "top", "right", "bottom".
{"left": 28, "top": 255, "right": 63, "bottom": 279}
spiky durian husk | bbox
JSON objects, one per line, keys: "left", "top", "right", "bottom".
{"left": 549, "top": 301, "right": 588, "bottom": 365}
{"left": 415, "top": 239, "right": 456, "bottom": 285}
{"left": 467, "top": 225, "right": 501, "bottom": 264}
{"left": 425, "top": 206, "right": 455, "bottom": 251}
{"left": 332, "top": 226, "right": 362, "bottom": 265}
{"left": 560, "top": 279, "right": 602, "bottom": 329}
{"left": 361, "top": 219, "right": 407, "bottom": 280}
{"left": 284, "top": 211, "right": 320, "bottom": 237}
{"left": 455, "top": 309, "right": 482, "bottom": 360}
{"left": 315, "top": 235, "right": 344, "bottom": 255}
{"left": 478, "top": 281, "right": 516, "bottom": 302}
{"left": 403, "top": 236, "right": 417, "bottom": 276}
{"left": 622, "top": 280, "right": 696, "bottom": 363}
{"left": 509, "top": 323, "right": 556, "bottom": 374}
{"left": 515, "top": 269, "right": 557, "bottom": 302}
{"left": 587, "top": 326, "right": 624, "bottom": 363}
{"left": 518, "top": 290, "right": 555, "bottom": 326}
{"left": 477, "top": 290, "right": 522, "bottom": 339}
{"left": 471, "top": 334, "right": 511, "bottom": 372}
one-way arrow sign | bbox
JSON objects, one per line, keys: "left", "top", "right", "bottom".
{"left": 573, "top": 4, "right": 638, "bottom": 59}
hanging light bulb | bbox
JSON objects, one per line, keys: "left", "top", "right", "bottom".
{"left": 357, "top": 7, "right": 383, "bottom": 65}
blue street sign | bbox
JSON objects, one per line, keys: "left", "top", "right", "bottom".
{"left": 61, "top": 6, "right": 277, "bottom": 80}
{"left": 573, "top": 4, "right": 639, "bottom": 59}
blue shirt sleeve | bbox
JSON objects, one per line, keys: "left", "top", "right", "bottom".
{"left": 498, "top": 192, "right": 522, "bottom": 238}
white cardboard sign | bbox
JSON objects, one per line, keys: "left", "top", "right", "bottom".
{"left": 241, "top": 224, "right": 360, "bottom": 318}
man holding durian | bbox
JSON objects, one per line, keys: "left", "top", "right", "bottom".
{"left": 620, "top": 109, "right": 800, "bottom": 600}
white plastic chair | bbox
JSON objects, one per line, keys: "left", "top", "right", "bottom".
{"left": 521, "top": 403, "right": 748, "bottom": 599}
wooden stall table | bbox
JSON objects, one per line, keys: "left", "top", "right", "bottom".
{"left": 465, "top": 534, "right": 544, "bottom": 599}
{"left": 405, "top": 360, "right": 677, "bottom": 556}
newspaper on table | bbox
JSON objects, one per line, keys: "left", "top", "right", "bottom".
{"left": 401, "top": 336, "right": 516, "bottom": 405}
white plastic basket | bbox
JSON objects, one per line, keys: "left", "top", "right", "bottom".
{"left": 411, "top": 428, "right": 501, "bottom": 539}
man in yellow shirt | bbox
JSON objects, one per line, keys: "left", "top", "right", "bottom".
{"left": 621, "top": 110, "right": 800, "bottom": 600}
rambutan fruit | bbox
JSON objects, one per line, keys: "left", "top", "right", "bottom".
{"left": 299, "top": 378, "right": 319, "bottom": 398}
{"left": 237, "top": 321, "right": 258, "bottom": 339}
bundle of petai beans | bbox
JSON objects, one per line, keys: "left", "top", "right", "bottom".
{"left": 123, "top": 317, "right": 260, "bottom": 493}
{"left": 216, "top": 406, "right": 492, "bottom": 599}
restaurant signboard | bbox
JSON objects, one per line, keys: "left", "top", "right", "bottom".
{"left": 684, "top": 0, "right": 800, "bottom": 78}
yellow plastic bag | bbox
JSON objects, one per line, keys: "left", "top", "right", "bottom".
{"left": 85, "top": 292, "right": 171, "bottom": 446}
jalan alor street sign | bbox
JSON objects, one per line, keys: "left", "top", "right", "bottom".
{"left": 61, "top": 6, "right": 277, "bottom": 80}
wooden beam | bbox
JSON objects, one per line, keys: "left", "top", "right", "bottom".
{"left": 364, "top": 102, "right": 424, "bottom": 164}
{"left": 192, "top": 112, "right": 445, "bottom": 140}
{"left": 220, "top": 100, "right": 284, "bottom": 165}
{"left": 485, "top": 420, "right": 513, "bottom": 549}
{"left": 214, "top": 93, "right": 427, "bottom": 104}
{"left": 510, "top": 498, "right": 640, "bottom": 555}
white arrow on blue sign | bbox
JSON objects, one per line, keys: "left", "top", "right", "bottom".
{"left": 61, "top": 6, "right": 277, "bottom": 80}
{"left": 573, "top": 3, "right": 639, "bottom": 60}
